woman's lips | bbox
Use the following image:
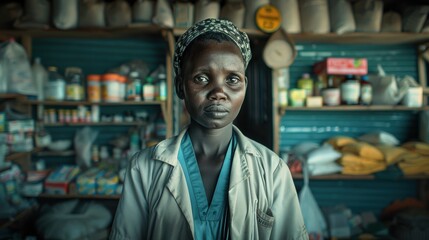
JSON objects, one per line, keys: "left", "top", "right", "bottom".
{"left": 204, "top": 105, "right": 229, "bottom": 118}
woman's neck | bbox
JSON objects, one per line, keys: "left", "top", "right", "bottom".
{"left": 188, "top": 122, "right": 233, "bottom": 159}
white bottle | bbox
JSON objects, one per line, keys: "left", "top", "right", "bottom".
{"left": 32, "top": 57, "right": 48, "bottom": 100}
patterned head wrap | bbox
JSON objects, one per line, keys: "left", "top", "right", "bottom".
{"left": 173, "top": 18, "right": 252, "bottom": 77}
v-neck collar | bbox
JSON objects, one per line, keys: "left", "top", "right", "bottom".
{"left": 179, "top": 131, "right": 236, "bottom": 220}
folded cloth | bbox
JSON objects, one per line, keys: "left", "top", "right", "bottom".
{"left": 402, "top": 141, "right": 429, "bottom": 156}
{"left": 326, "top": 136, "right": 357, "bottom": 150}
{"left": 395, "top": 151, "right": 423, "bottom": 163}
{"left": 358, "top": 131, "right": 400, "bottom": 146}
{"left": 306, "top": 144, "right": 342, "bottom": 164}
{"left": 399, "top": 161, "right": 429, "bottom": 175}
{"left": 377, "top": 145, "right": 409, "bottom": 165}
{"left": 342, "top": 164, "right": 386, "bottom": 175}
{"left": 339, "top": 153, "right": 387, "bottom": 168}
{"left": 341, "top": 142, "right": 384, "bottom": 161}
{"left": 308, "top": 162, "right": 343, "bottom": 176}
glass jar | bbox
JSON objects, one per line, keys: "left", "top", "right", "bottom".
{"left": 45, "top": 66, "right": 66, "bottom": 101}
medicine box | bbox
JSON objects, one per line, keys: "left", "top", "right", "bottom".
{"left": 44, "top": 165, "right": 80, "bottom": 195}
{"left": 314, "top": 58, "right": 368, "bottom": 76}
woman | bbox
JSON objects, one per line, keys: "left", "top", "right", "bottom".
{"left": 110, "top": 18, "right": 307, "bottom": 240}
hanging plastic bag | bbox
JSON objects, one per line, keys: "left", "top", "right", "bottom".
{"left": 105, "top": 0, "right": 132, "bottom": 28}
{"left": 299, "top": 162, "right": 328, "bottom": 239}
{"left": 299, "top": 0, "right": 330, "bottom": 33}
{"left": 14, "top": 0, "right": 50, "bottom": 29}
{"left": 328, "top": 0, "right": 355, "bottom": 34}
{"left": 381, "top": 11, "right": 401, "bottom": 32}
{"left": 402, "top": 5, "right": 429, "bottom": 33}
{"left": 271, "top": 0, "right": 301, "bottom": 33}
{"left": 220, "top": 0, "right": 245, "bottom": 28}
{"left": 79, "top": 0, "right": 105, "bottom": 28}
{"left": 153, "top": 0, "right": 174, "bottom": 28}
{"left": 353, "top": 0, "right": 383, "bottom": 32}
{"left": 194, "top": 0, "right": 220, "bottom": 24}
{"left": 133, "top": 0, "right": 154, "bottom": 23}
{"left": 0, "top": 39, "right": 36, "bottom": 96}
{"left": 52, "top": 0, "right": 78, "bottom": 29}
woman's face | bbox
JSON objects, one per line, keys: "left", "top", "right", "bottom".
{"left": 180, "top": 40, "right": 247, "bottom": 129}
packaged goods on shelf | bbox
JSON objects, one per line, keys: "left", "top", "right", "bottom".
{"left": 314, "top": 58, "right": 368, "bottom": 76}
{"left": 76, "top": 168, "right": 105, "bottom": 195}
{"left": 44, "top": 165, "right": 80, "bottom": 195}
{"left": 96, "top": 170, "right": 119, "bottom": 195}
{"left": 174, "top": 1, "right": 194, "bottom": 28}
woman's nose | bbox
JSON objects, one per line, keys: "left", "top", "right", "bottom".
{"left": 208, "top": 80, "right": 227, "bottom": 101}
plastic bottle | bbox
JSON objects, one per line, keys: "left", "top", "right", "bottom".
{"left": 87, "top": 74, "right": 101, "bottom": 102}
{"left": 157, "top": 70, "right": 167, "bottom": 101}
{"left": 65, "top": 67, "right": 84, "bottom": 101}
{"left": 297, "top": 73, "right": 313, "bottom": 97}
{"left": 126, "top": 71, "right": 142, "bottom": 101}
{"left": 142, "top": 76, "right": 155, "bottom": 101}
{"left": 360, "top": 75, "right": 372, "bottom": 105}
{"left": 340, "top": 74, "right": 360, "bottom": 105}
{"left": 32, "top": 57, "right": 48, "bottom": 100}
{"left": 45, "top": 66, "right": 66, "bottom": 101}
{"left": 322, "top": 76, "right": 340, "bottom": 106}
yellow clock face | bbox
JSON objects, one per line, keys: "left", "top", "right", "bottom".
{"left": 255, "top": 4, "right": 282, "bottom": 33}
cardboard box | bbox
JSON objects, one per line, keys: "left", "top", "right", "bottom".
{"left": 76, "top": 168, "right": 104, "bottom": 195}
{"left": 44, "top": 165, "right": 80, "bottom": 195}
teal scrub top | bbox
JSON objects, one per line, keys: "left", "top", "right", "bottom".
{"left": 178, "top": 132, "right": 236, "bottom": 240}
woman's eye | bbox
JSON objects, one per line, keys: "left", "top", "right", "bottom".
{"left": 227, "top": 76, "right": 241, "bottom": 85}
{"left": 194, "top": 75, "right": 209, "bottom": 83}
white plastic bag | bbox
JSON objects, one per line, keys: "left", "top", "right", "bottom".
{"left": 368, "top": 65, "right": 407, "bottom": 105}
{"left": 0, "top": 39, "right": 36, "bottom": 96}
{"left": 306, "top": 144, "right": 341, "bottom": 164}
{"left": 53, "top": 0, "right": 78, "bottom": 29}
{"left": 194, "top": 0, "right": 220, "bottom": 23}
{"left": 381, "top": 11, "right": 401, "bottom": 32}
{"left": 79, "top": 0, "right": 105, "bottom": 28}
{"left": 105, "top": 0, "right": 132, "bottom": 27}
{"left": 299, "top": 0, "right": 330, "bottom": 33}
{"left": 220, "top": 0, "right": 245, "bottom": 28}
{"left": 299, "top": 163, "right": 328, "bottom": 238}
{"left": 358, "top": 131, "right": 399, "bottom": 146}
{"left": 271, "top": 0, "right": 301, "bottom": 33}
{"left": 353, "top": 0, "right": 383, "bottom": 32}
{"left": 244, "top": 0, "right": 269, "bottom": 29}
{"left": 328, "top": 0, "right": 355, "bottom": 34}
{"left": 153, "top": 0, "right": 174, "bottom": 28}
{"left": 74, "top": 127, "right": 98, "bottom": 169}
{"left": 402, "top": 5, "right": 429, "bottom": 33}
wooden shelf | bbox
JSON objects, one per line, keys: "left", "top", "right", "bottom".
{"left": 0, "top": 24, "right": 164, "bottom": 39}
{"left": 292, "top": 173, "right": 429, "bottom": 180}
{"left": 292, "top": 173, "right": 375, "bottom": 180}
{"left": 35, "top": 150, "right": 75, "bottom": 157}
{"left": 1, "top": 27, "right": 429, "bottom": 44}
{"left": 26, "top": 100, "right": 165, "bottom": 106}
{"left": 36, "top": 194, "right": 120, "bottom": 200}
{"left": 174, "top": 28, "right": 429, "bottom": 44}
{"left": 43, "top": 122, "right": 144, "bottom": 127}
{"left": 279, "top": 105, "right": 426, "bottom": 114}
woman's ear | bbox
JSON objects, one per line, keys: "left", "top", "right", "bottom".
{"left": 245, "top": 76, "right": 248, "bottom": 86}
{"left": 175, "top": 76, "right": 185, "bottom": 99}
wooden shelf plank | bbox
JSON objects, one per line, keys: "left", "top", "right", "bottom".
{"left": 174, "top": 28, "right": 429, "bottom": 44}
{"left": 2, "top": 27, "right": 429, "bottom": 44}
{"left": 280, "top": 105, "right": 425, "bottom": 113}
{"left": 25, "top": 100, "right": 165, "bottom": 106}
{"left": 0, "top": 24, "right": 163, "bottom": 39}
{"left": 292, "top": 173, "right": 429, "bottom": 180}
{"left": 35, "top": 194, "right": 120, "bottom": 200}
{"left": 35, "top": 150, "right": 75, "bottom": 157}
{"left": 44, "top": 122, "right": 144, "bottom": 127}
{"left": 292, "top": 173, "right": 375, "bottom": 180}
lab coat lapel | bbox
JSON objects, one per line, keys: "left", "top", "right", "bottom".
{"left": 166, "top": 164, "right": 195, "bottom": 238}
